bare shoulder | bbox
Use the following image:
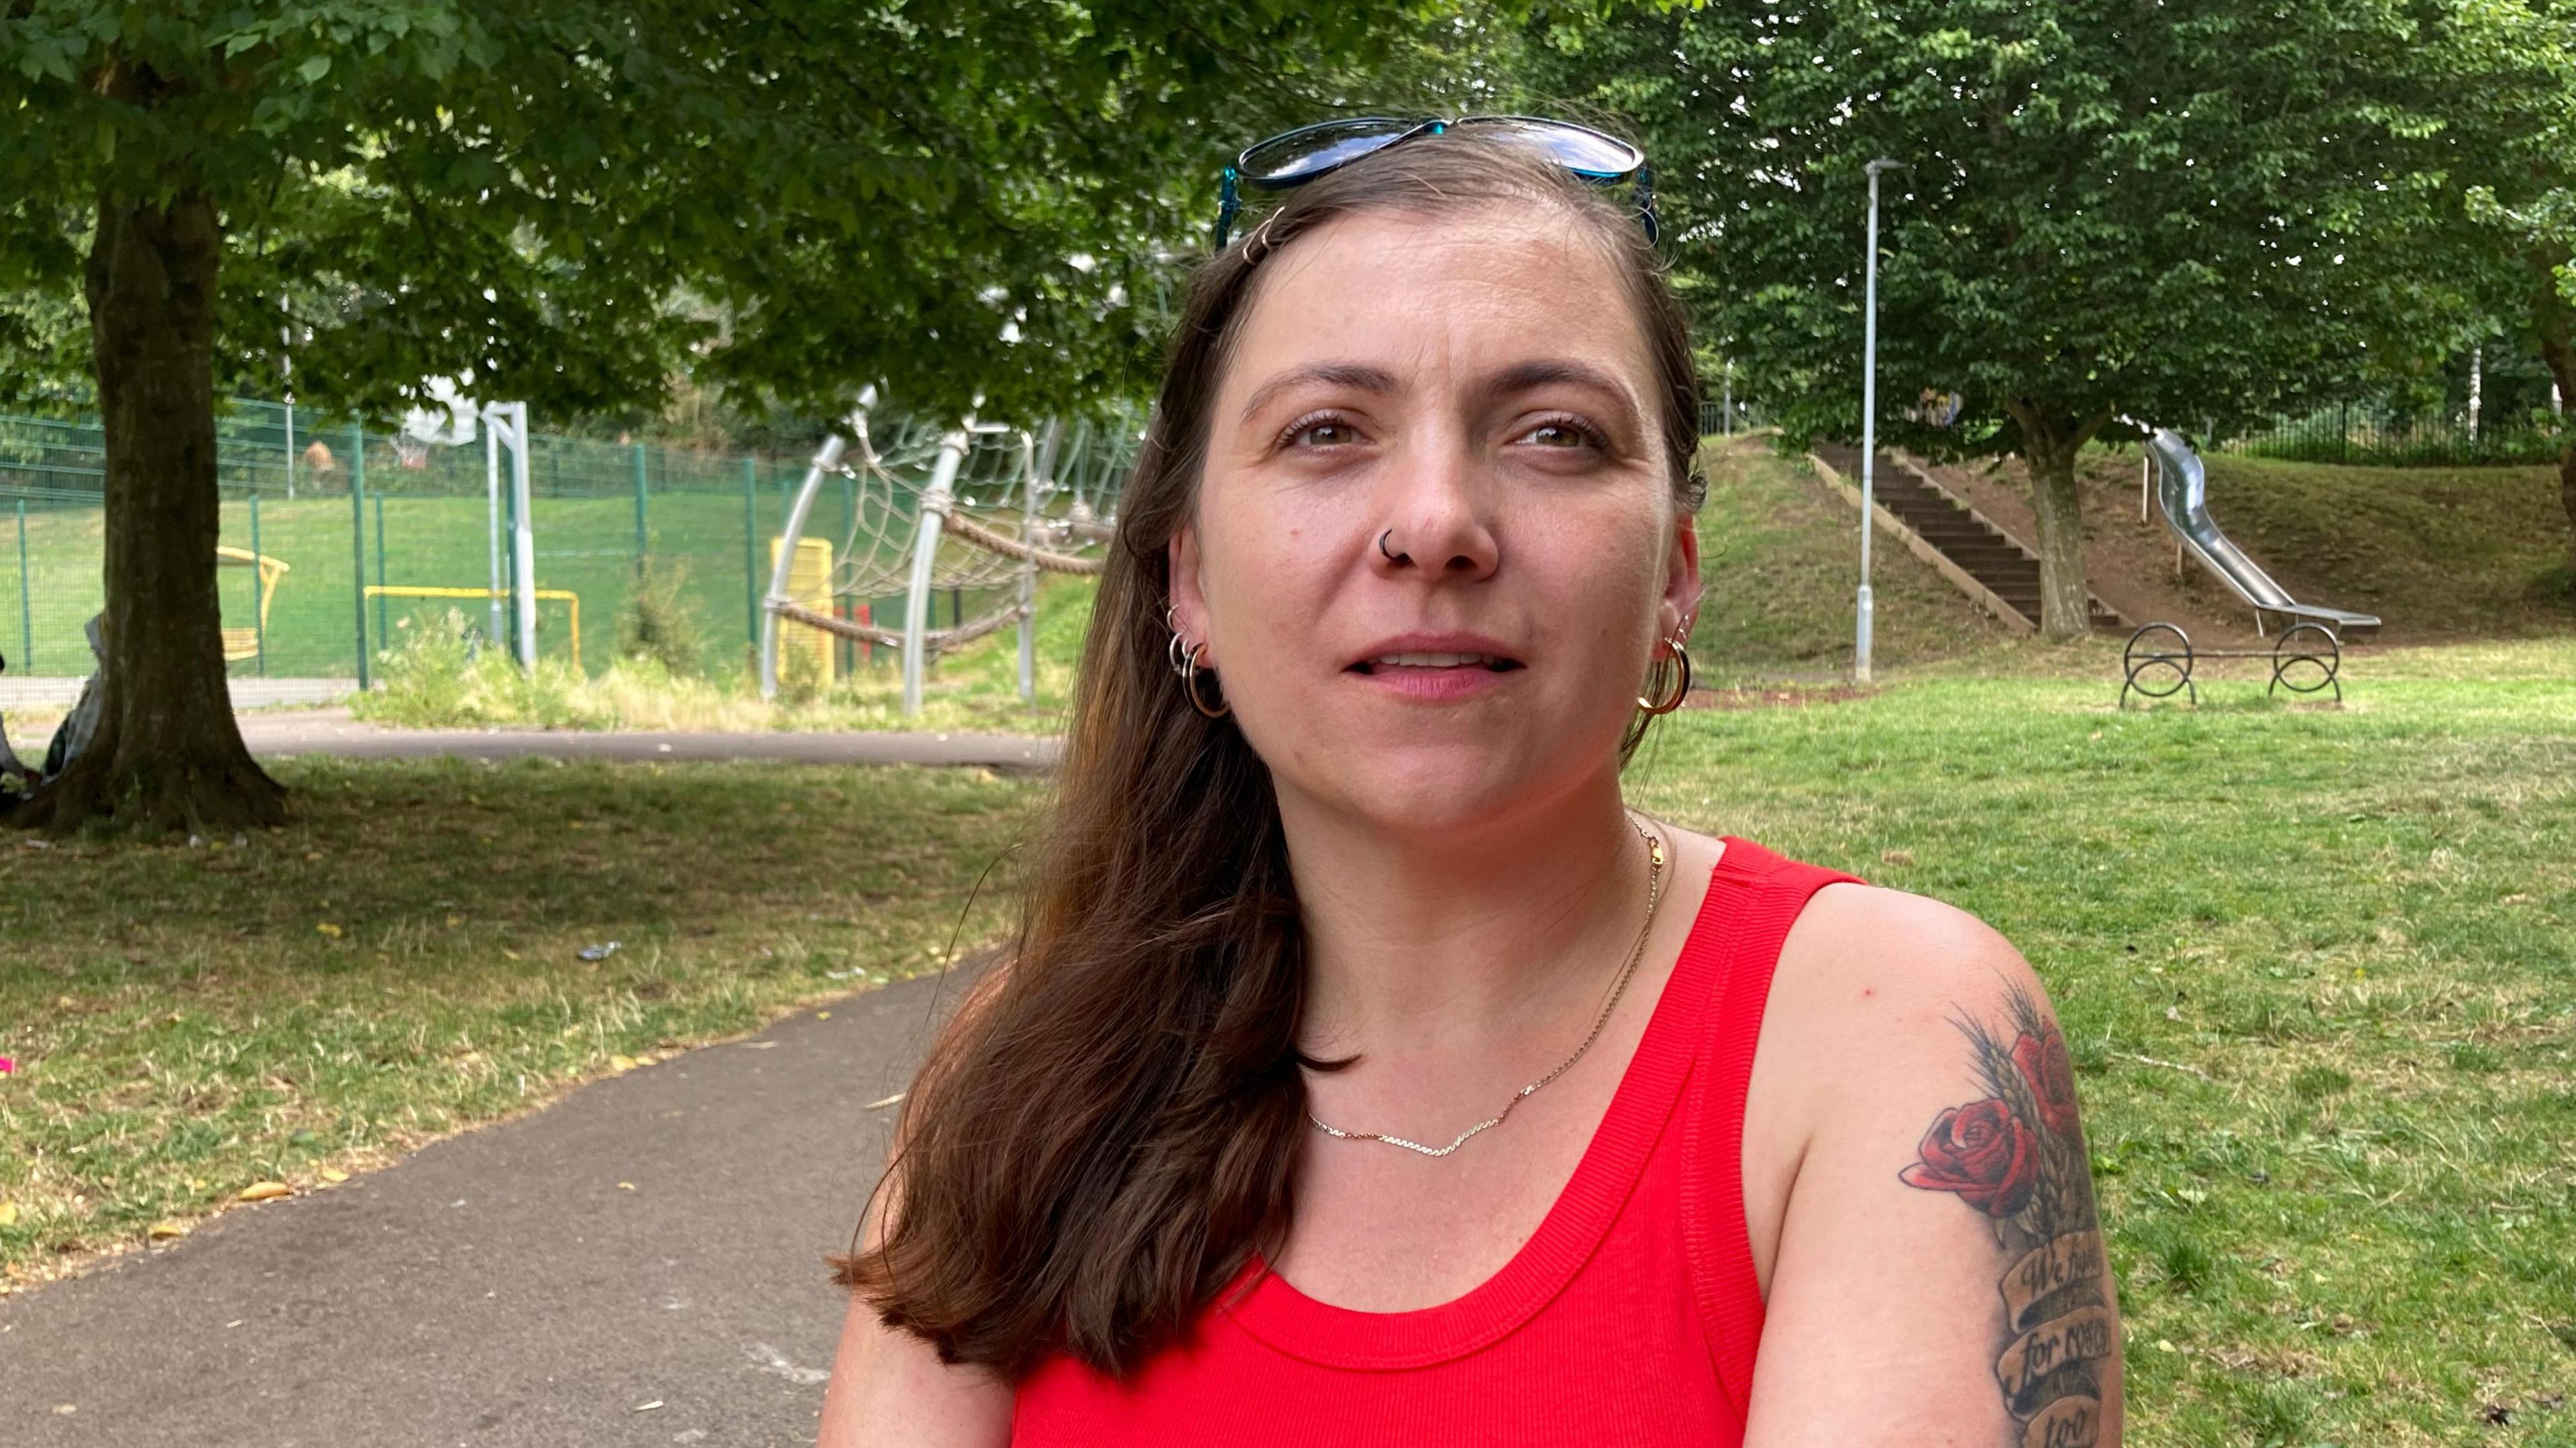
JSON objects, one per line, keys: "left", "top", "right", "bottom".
{"left": 1784, "top": 881, "right": 2044, "bottom": 1013}
{"left": 1759, "top": 882, "right": 2059, "bottom": 1098}
{"left": 1748, "top": 881, "right": 2074, "bottom": 1213}
{"left": 1738, "top": 881, "right": 2125, "bottom": 1447}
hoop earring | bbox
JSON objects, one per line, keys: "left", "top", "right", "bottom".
{"left": 1165, "top": 605, "right": 1190, "bottom": 676}
{"left": 1183, "top": 643, "right": 1230, "bottom": 718}
{"left": 1638, "top": 635, "right": 1693, "bottom": 715}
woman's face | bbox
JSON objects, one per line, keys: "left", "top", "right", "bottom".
{"left": 1170, "top": 205, "right": 1699, "bottom": 837}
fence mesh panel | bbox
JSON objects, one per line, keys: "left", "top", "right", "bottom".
{"left": 0, "top": 400, "right": 1138, "bottom": 684}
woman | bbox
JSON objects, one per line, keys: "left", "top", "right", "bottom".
{"left": 820, "top": 122, "right": 2123, "bottom": 1446}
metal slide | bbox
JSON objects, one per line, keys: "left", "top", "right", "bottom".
{"left": 2145, "top": 429, "right": 2380, "bottom": 638}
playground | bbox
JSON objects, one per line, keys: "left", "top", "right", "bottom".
{"left": 0, "top": 400, "right": 1134, "bottom": 689}
{"left": 3, "top": 1, "right": 2573, "bottom": 1443}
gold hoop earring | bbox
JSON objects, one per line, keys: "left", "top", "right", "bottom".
{"left": 1638, "top": 635, "right": 1693, "bottom": 715}
{"left": 1183, "top": 643, "right": 1230, "bottom": 718}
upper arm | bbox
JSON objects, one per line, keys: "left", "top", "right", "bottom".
{"left": 816, "top": 962, "right": 1020, "bottom": 1448}
{"left": 1741, "top": 886, "right": 2124, "bottom": 1448}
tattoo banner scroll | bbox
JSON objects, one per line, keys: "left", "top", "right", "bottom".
{"left": 1996, "top": 1304, "right": 2115, "bottom": 1413}
{"left": 2001, "top": 1230, "right": 2105, "bottom": 1331}
{"left": 1902, "top": 991, "right": 2115, "bottom": 1446}
{"left": 2021, "top": 1395, "right": 2102, "bottom": 1448}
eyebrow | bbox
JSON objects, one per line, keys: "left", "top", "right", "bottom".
{"left": 1233, "top": 356, "right": 1644, "bottom": 431}
{"left": 1238, "top": 361, "right": 1398, "bottom": 425}
{"left": 1479, "top": 358, "right": 1638, "bottom": 413}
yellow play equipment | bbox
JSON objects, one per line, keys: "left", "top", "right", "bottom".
{"left": 769, "top": 536, "right": 837, "bottom": 687}
{"left": 215, "top": 545, "right": 290, "bottom": 663}
{"left": 362, "top": 586, "right": 585, "bottom": 673}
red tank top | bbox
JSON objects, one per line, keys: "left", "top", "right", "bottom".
{"left": 1012, "top": 838, "right": 1860, "bottom": 1445}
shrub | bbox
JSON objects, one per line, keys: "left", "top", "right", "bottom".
{"left": 356, "top": 609, "right": 611, "bottom": 728}
{"left": 619, "top": 557, "right": 703, "bottom": 675}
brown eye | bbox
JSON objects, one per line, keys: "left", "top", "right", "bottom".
{"left": 1517, "top": 416, "right": 1607, "bottom": 450}
{"left": 1282, "top": 414, "right": 1362, "bottom": 449}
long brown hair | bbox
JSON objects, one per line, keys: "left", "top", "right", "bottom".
{"left": 836, "top": 130, "right": 1705, "bottom": 1382}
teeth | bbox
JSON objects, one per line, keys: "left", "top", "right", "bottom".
{"left": 1371, "top": 652, "right": 1499, "bottom": 667}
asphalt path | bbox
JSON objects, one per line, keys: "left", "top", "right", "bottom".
{"left": 0, "top": 967, "right": 983, "bottom": 1447}
{"left": 5, "top": 710, "right": 1061, "bottom": 773}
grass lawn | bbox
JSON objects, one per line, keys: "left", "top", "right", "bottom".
{"left": 1627, "top": 643, "right": 2576, "bottom": 1445}
{"left": 0, "top": 756, "right": 1040, "bottom": 1286}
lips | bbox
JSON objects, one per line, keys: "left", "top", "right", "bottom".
{"left": 1344, "top": 634, "right": 1524, "bottom": 677}
{"left": 1354, "top": 651, "right": 1517, "bottom": 673}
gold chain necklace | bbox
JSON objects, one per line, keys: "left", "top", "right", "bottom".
{"left": 1305, "top": 814, "right": 1669, "bottom": 1160}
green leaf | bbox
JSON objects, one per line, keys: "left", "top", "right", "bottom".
{"left": 299, "top": 54, "right": 331, "bottom": 83}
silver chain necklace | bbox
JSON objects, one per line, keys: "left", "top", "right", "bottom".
{"left": 1305, "top": 814, "right": 1670, "bottom": 1159}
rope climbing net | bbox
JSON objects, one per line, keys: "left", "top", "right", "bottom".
{"left": 757, "top": 403, "right": 1138, "bottom": 705}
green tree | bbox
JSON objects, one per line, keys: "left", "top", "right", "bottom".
{"left": 2449, "top": 0, "right": 2576, "bottom": 571}
{"left": 1532, "top": 0, "right": 2473, "bottom": 636}
{"left": 0, "top": 1, "right": 1417, "bottom": 832}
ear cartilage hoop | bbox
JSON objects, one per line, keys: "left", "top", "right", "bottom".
{"left": 1165, "top": 604, "right": 1192, "bottom": 675}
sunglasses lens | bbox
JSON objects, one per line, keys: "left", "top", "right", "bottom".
{"left": 1238, "top": 118, "right": 1414, "bottom": 186}
{"left": 1474, "top": 118, "right": 1642, "bottom": 179}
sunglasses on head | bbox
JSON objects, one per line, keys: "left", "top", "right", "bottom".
{"left": 1213, "top": 115, "right": 1657, "bottom": 252}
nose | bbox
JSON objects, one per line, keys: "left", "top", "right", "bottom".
{"left": 1371, "top": 437, "right": 1497, "bottom": 581}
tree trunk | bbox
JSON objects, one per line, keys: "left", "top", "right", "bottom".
{"left": 2010, "top": 402, "right": 2104, "bottom": 641}
{"left": 6, "top": 190, "right": 284, "bottom": 834}
{"left": 2540, "top": 325, "right": 2575, "bottom": 579}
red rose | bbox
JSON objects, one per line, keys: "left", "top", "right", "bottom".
{"left": 1900, "top": 1099, "right": 2037, "bottom": 1217}
{"left": 2012, "top": 1027, "right": 2080, "bottom": 1137}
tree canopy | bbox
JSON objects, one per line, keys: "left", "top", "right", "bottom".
{"left": 2444, "top": 0, "right": 2576, "bottom": 564}
{"left": 1, "top": 1, "right": 1435, "bottom": 426}
{"left": 0, "top": 0, "right": 1432, "bottom": 832}
{"left": 1530, "top": 0, "right": 2479, "bottom": 634}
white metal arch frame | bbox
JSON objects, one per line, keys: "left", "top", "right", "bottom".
{"left": 758, "top": 402, "right": 1117, "bottom": 712}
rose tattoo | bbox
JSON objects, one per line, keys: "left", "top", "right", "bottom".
{"left": 1900, "top": 1098, "right": 2039, "bottom": 1217}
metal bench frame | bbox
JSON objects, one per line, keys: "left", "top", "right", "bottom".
{"left": 2120, "top": 621, "right": 2345, "bottom": 709}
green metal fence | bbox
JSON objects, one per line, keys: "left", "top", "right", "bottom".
{"left": 0, "top": 400, "right": 1136, "bottom": 683}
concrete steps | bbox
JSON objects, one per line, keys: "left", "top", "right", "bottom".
{"left": 1811, "top": 445, "right": 2125, "bottom": 634}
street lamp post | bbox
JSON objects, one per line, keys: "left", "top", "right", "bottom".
{"left": 1856, "top": 157, "right": 1902, "bottom": 685}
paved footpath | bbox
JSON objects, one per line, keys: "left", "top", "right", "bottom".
{"left": 240, "top": 711, "right": 1061, "bottom": 772}
{"left": 0, "top": 968, "right": 980, "bottom": 1447}
{"left": 9, "top": 709, "right": 1061, "bottom": 773}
